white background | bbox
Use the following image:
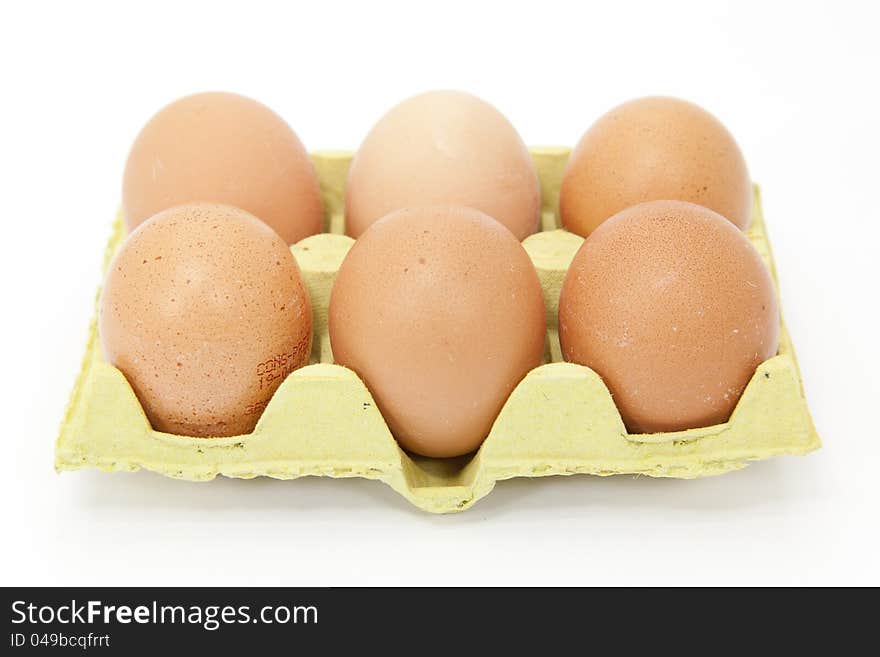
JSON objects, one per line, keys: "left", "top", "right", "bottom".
{"left": 1, "top": 0, "right": 878, "bottom": 586}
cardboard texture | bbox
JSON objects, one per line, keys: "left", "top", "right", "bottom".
{"left": 55, "top": 147, "right": 820, "bottom": 513}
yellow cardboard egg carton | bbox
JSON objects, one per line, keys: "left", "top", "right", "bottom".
{"left": 55, "top": 147, "right": 820, "bottom": 513}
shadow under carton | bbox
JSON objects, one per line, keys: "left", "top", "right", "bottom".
{"left": 55, "top": 147, "right": 820, "bottom": 513}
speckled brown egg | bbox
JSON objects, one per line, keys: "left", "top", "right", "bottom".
{"left": 123, "top": 91, "right": 323, "bottom": 244}
{"left": 99, "top": 203, "right": 313, "bottom": 437}
{"left": 345, "top": 90, "right": 540, "bottom": 241}
{"left": 558, "top": 200, "right": 778, "bottom": 434}
{"left": 560, "top": 96, "right": 752, "bottom": 236}
{"left": 329, "top": 206, "right": 546, "bottom": 457}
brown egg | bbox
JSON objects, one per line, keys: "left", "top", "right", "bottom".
{"left": 99, "top": 203, "right": 313, "bottom": 437}
{"left": 329, "top": 206, "right": 546, "bottom": 457}
{"left": 122, "top": 91, "right": 323, "bottom": 244}
{"left": 345, "top": 91, "right": 540, "bottom": 241}
{"left": 560, "top": 96, "right": 752, "bottom": 236}
{"left": 558, "top": 200, "right": 778, "bottom": 434}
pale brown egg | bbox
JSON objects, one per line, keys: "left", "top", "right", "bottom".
{"left": 99, "top": 203, "right": 313, "bottom": 437}
{"left": 329, "top": 206, "right": 546, "bottom": 457}
{"left": 345, "top": 91, "right": 540, "bottom": 241}
{"left": 122, "top": 91, "right": 323, "bottom": 244}
{"left": 558, "top": 200, "right": 778, "bottom": 434}
{"left": 560, "top": 96, "right": 752, "bottom": 236}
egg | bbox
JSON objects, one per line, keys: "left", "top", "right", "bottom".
{"left": 344, "top": 90, "right": 540, "bottom": 241}
{"left": 99, "top": 203, "right": 313, "bottom": 437}
{"left": 558, "top": 200, "right": 778, "bottom": 434}
{"left": 560, "top": 96, "right": 752, "bottom": 236}
{"left": 329, "top": 206, "right": 546, "bottom": 457}
{"left": 122, "top": 91, "right": 323, "bottom": 244}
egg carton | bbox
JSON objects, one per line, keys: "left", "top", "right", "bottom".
{"left": 55, "top": 147, "right": 820, "bottom": 513}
